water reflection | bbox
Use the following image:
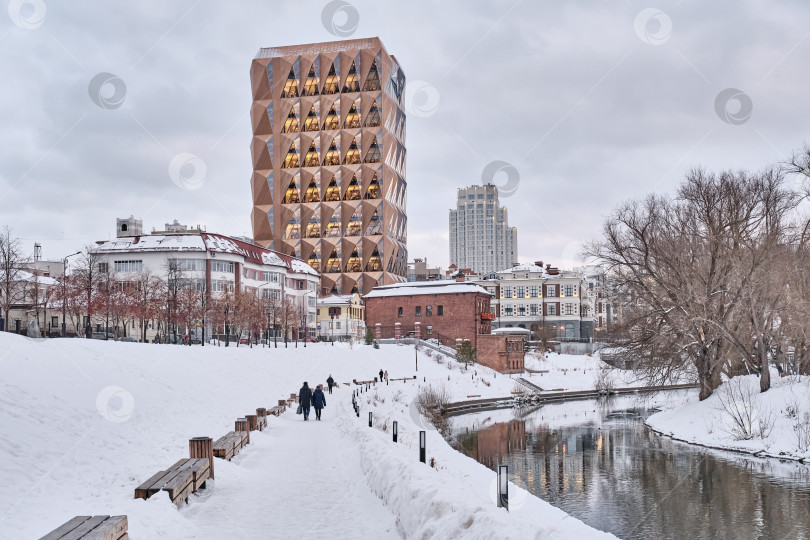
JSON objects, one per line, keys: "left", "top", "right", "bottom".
{"left": 449, "top": 397, "right": 810, "bottom": 539}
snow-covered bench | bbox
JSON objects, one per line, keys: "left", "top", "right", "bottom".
{"left": 268, "top": 405, "right": 284, "bottom": 416}
{"left": 213, "top": 431, "right": 248, "bottom": 460}
{"left": 40, "top": 515, "right": 128, "bottom": 540}
{"left": 134, "top": 458, "right": 210, "bottom": 507}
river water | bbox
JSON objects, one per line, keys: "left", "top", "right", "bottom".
{"left": 446, "top": 392, "right": 810, "bottom": 539}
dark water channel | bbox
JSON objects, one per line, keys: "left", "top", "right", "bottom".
{"left": 447, "top": 394, "right": 810, "bottom": 539}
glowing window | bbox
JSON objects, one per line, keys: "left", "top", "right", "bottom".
{"left": 322, "top": 140, "right": 340, "bottom": 166}
{"left": 344, "top": 102, "right": 360, "bottom": 129}
{"left": 304, "top": 106, "right": 319, "bottom": 132}
{"left": 322, "top": 104, "right": 339, "bottom": 130}
{"left": 325, "top": 248, "right": 341, "bottom": 273}
{"left": 366, "top": 249, "right": 382, "bottom": 271}
{"left": 364, "top": 100, "right": 381, "bottom": 127}
{"left": 343, "top": 138, "right": 360, "bottom": 164}
{"left": 346, "top": 210, "right": 362, "bottom": 235}
{"left": 343, "top": 61, "right": 359, "bottom": 92}
{"left": 344, "top": 176, "right": 361, "bottom": 200}
{"left": 364, "top": 174, "right": 380, "bottom": 199}
{"left": 303, "top": 179, "right": 320, "bottom": 202}
{"left": 282, "top": 142, "right": 299, "bottom": 169}
{"left": 283, "top": 179, "right": 300, "bottom": 203}
{"left": 282, "top": 106, "right": 298, "bottom": 133}
{"left": 303, "top": 142, "right": 319, "bottom": 167}
{"left": 345, "top": 249, "right": 361, "bottom": 272}
{"left": 363, "top": 136, "right": 381, "bottom": 163}
{"left": 281, "top": 68, "right": 298, "bottom": 98}
{"left": 302, "top": 65, "right": 319, "bottom": 96}
{"left": 324, "top": 177, "right": 340, "bottom": 201}
{"left": 322, "top": 63, "right": 339, "bottom": 94}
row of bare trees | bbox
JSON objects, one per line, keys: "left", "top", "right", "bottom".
{"left": 588, "top": 148, "right": 810, "bottom": 400}
{"left": 0, "top": 235, "right": 307, "bottom": 347}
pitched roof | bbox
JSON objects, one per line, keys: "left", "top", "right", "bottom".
{"left": 364, "top": 281, "right": 491, "bottom": 299}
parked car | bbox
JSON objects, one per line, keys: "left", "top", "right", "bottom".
{"left": 91, "top": 332, "right": 115, "bottom": 340}
{"left": 117, "top": 336, "right": 138, "bottom": 342}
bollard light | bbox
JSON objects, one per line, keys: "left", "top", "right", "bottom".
{"left": 498, "top": 465, "right": 509, "bottom": 511}
{"left": 369, "top": 411, "right": 373, "bottom": 427}
{"left": 419, "top": 430, "right": 426, "bottom": 463}
{"left": 356, "top": 405, "right": 359, "bottom": 418}
{"left": 393, "top": 421, "right": 398, "bottom": 442}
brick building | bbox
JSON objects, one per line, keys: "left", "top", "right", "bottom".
{"left": 363, "top": 281, "right": 491, "bottom": 347}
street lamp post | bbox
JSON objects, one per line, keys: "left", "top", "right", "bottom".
{"left": 61, "top": 251, "right": 81, "bottom": 337}
{"left": 256, "top": 281, "right": 275, "bottom": 347}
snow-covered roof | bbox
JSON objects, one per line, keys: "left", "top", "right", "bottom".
{"left": 0, "top": 269, "right": 58, "bottom": 286}
{"left": 93, "top": 233, "right": 319, "bottom": 276}
{"left": 318, "top": 294, "right": 357, "bottom": 305}
{"left": 497, "top": 263, "right": 547, "bottom": 275}
{"left": 364, "top": 281, "right": 491, "bottom": 299}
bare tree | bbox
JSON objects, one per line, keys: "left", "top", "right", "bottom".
{"left": 0, "top": 227, "right": 29, "bottom": 331}
{"left": 73, "top": 247, "right": 102, "bottom": 337}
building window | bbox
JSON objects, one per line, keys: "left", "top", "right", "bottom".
{"left": 546, "top": 285, "right": 556, "bottom": 297}
{"left": 211, "top": 280, "right": 234, "bottom": 293}
{"left": 547, "top": 304, "right": 556, "bottom": 316}
{"left": 437, "top": 305, "right": 444, "bottom": 316}
{"left": 504, "top": 286, "right": 512, "bottom": 298}
{"left": 530, "top": 304, "right": 538, "bottom": 316}
{"left": 114, "top": 260, "right": 142, "bottom": 273}
{"left": 426, "top": 305, "right": 433, "bottom": 316}
{"left": 263, "top": 271, "right": 280, "bottom": 282}
{"left": 98, "top": 262, "right": 108, "bottom": 273}
{"left": 398, "top": 307, "right": 403, "bottom": 318}
{"left": 565, "top": 303, "right": 575, "bottom": 316}
{"left": 505, "top": 305, "right": 513, "bottom": 316}
{"left": 529, "top": 286, "right": 538, "bottom": 298}
{"left": 211, "top": 261, "right": 234, "bottom": 273}
{"left": 518, "top": 305, "right": 525, "bottom": 316}
{"left": 517, "top": 286, "right": 525, "bottom": 297}
{"left": 415, "top": 306, "right": 422, "bottom": 317}
{"left": 51, "top": 316, "right": 58, "bottom": 328}
{"left": 564, "top": 284, "right": 574, "bottom": 297}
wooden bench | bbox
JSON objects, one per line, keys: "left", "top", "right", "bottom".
{"left": 353, "top": 379, "right": 376, "bottom": 385}
{"left": 213, "top": 431, "right": 248, "bottom": 460}
{"left": 134, "top": 458, "right": 210, "bottom": 507}
{"left": 268, "top": 405, "right": 284, "bottom": 416}
{"left": 390, "top": 376, "right": 418, "bottom": 382}
{"left": 276, "top": 399, "right": 287, "bottom": 412}
{"left": 289, "top": 393, "right": 298, "bottom": 403}
{"left": 40, "top": 515, "right": 128, "bottom": 540}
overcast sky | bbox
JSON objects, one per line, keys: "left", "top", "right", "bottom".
{"left": 2, "top": 0, "right": 809, "bottom": 271}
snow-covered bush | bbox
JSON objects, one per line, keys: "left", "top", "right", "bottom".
{"left": 793, "top": 412, "right": 810, "bottom": 452}
{"left": 594, "top": 367, "right": 615, "bottom": 394}
{"left": 716, "top": 378, "right": 773, "bottom": 440}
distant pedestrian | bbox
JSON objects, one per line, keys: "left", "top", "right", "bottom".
{"left": 384, "top": 370, "right": 389, "bottom": 383}
{"left": 326, "top": 375, "right": 334, "bottom": 394}
{"left": 379, "top": 368, "right": 384, "bottom": 382}
{"left": 299, "top": 382, "right": 313, "bottom": 421}
{"left": 312, "top": 384, "right": 326, "bottom": 421}
{"left": 85, "top": 325, "right": 92, "bottom": 339}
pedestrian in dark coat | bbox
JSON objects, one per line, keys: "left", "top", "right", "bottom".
{"left": 312, "top": 385, "right": 327, "bottom": 420}
{"left": 299, "top": 382, "right": 313, "bottom": 421}
{"left": 326, "top": 375, "right": 334, "bottom": 394}
{"left": 379, "top": 368, "right": 384, "bottom": 382}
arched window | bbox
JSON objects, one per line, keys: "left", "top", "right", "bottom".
{"left": 322, "top": 140, "right": 340, "bottom": 166}
{"left": 322, "top": 104, "right": 339, "bottom": 130}
{"left": 302, "top": 65, "right": 319, "bottom": 96}
{"left": 282, "top": 142, "right": 299, "bottom": 168}
{"left": 344, "top": 102, "right": 360, "bottom": 129}
{"left": 343, "top": 138, "right": 360, "bottom": 164}
{"left": 304, "top": 106, "right": 319, "bottom": 132}
{"left": 363, "top": 136, "right": 381, "bottom": 163}
{"left": 283, "top": 179, "right": 300, "bottom": 204}
{"left": 363, "top": 59, "right": 380, "bottom": 91}
{"left": 364, "top": 174, "right": 381, "bottom": 199}
{"left": 345, "top": 248, "right": 362, "bottom": 272}
{"left": 322, "top": 63, "right": 339, "bottom": 94}
{"left": 343, "top": 176, "right": 360, "bottom": 200}
{"left": 324, "top": 177, "right": 341, "bottom": 201}
{"left": 282, "top": 106, "right": 299, "bottom": 133}
{"left": 303, "top": 142, "right": 319, "bottom": 167}
{"left": 303, "top": 179, "right": 320, "bottom": 202}
{"left": 364, "top": 100, "right": 381, "bottom": 127}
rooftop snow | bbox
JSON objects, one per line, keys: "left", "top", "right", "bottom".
{"left": 364, "top": 281, "right": 491, "bottom": 299}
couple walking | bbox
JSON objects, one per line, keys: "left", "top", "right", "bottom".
{"left": 298, "top": 382, "right": 326, "bottom": 421}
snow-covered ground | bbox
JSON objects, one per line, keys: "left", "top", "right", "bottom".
{"left": 0, "top": 333, "right": 614, "bottom": 538}
{"left": 647, "top": 372, "right": 810, "bottom": 461}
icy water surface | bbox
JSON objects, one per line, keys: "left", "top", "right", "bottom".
{"left": 447, "top": 393, "right": 810, "bottom": 539}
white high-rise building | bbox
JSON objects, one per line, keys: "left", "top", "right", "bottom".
{"left": 449, "top": 184, "right": 518, "bottom": 275}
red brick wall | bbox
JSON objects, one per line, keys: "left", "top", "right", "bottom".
{"left": 476, "top": 335, "right": 525, "bottom": 373}
{"left": 365, "top": 292, "right": 491, "bottom": 346}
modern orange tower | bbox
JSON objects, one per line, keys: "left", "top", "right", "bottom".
{"left": 249, "top": 37, "right": 408, "bottom": 295}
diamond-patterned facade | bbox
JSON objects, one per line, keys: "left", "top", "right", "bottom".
{"left": 250, "top": 38, "right": 407, "bottom": 295}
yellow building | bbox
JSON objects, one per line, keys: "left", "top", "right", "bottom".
{"left": 316, "top": 293, "right": 365, "bottom": 341}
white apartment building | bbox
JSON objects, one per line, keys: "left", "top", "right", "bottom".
{"left": 316, "top": 293, "right": 365, "bottom": 341}
{"left": 449, "top": 184, "right": 518, "bottom": 276}
{"left": 88, "top": 218, "right": 320, "bottom": 341}
{"left": 471, "top": 262, "right": 597, "bottom": 341}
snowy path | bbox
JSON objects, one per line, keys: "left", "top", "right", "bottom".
{"left": 183, "top": 394, "right": 402, "bottom": 539}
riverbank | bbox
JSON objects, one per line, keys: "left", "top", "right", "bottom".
{"left": 0, "top": 333, "right": 613, "bottom": 538}
{"left": 646, "top": 373, "right": 810, "bottom": 462}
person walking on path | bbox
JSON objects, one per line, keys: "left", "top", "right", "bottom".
{"left": 326, "top": 375, "right": 334, "bottom": 394}
{"left": 312, "top": 384, "right": 327, "bottom": 421}
{"left": 299, "top": 382, "right": 313, "bottom": 421}
{"left": 379, "top": 368, "right": 384, "bottom": 383}
{"left": 384, "top": 370, "right": 388, "bottom": 384}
